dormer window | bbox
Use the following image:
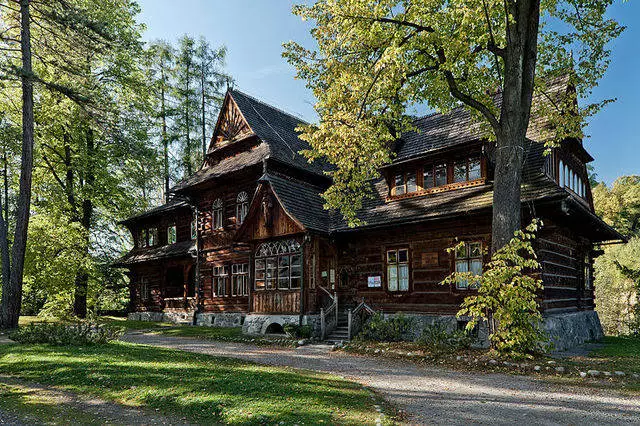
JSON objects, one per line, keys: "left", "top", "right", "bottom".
{"left": 212, "top": 198, "right": 224, "bottom": 229}
{"left": 454, "top": 157, "right": 481, "bottom": 183}
{"left": 558, "top": 160, "right": 587, "bottom": 200}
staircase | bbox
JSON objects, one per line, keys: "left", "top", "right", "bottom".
{"left": 324, "top": 310, "right": 350, "bottom": 343}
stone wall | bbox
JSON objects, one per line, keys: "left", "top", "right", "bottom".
{"left": 195, "top": 312, "right": 245, "bottom": 328}
{"left": 127, "top": 311, "right": 195, "bottom": 324}
{"left": 242, "top": 314, "right": 321, "bottom": 336}
{"left": 543, "top": 310, "right": 604, "bottom": 352}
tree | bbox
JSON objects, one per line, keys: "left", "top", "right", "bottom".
{"left": 285, "top": 0, "right": 623, "bottom": 252}
{"left": 195, "top": 37, "right": 228, "bottom": 161}
{"left": 173, "top": 35, "right": 199, "bottom": 177}
{"left": 0, "top": 0, "right": 150, "bottom": 325}
{"left": 593, "top": 176, "right": 640, "bottom": 335}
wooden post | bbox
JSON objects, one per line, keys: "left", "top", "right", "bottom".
{"left": 334, "top": 292, "right": 338, "bottom": 324}
{"left": 320, "top": 307, "right": 325, "bottom": 340}
{"left": 347, "top": 309, "right": 352, "bottom": 340}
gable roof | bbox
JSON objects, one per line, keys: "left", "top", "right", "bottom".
{"left": 221, "top": 89, "right": 331, "bottom": 176}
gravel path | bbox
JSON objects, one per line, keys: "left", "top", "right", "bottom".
{"left": 122, "top": 332, "right": 640, "bottom": 425}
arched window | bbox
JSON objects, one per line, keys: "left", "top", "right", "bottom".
{"left": 559, "top": 160, "right": 564, "bottom": 186}
{"left": 254, "top": 239, "right": 302, "bottom": 290}
{"left": 212, "top": 198, "right": 224, "bottom": 230}
{"left": 236, "top": 191, "right": 249, "bottom": 224}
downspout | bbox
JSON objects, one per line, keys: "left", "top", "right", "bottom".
{"left": 300, "top": 232, "right": 311, "bottom": 326}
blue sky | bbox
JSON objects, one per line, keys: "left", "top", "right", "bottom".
{"left": 137, "top": 0, "right": 639, "bottom": 185}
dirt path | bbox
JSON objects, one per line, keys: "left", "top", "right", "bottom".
{"left": 122, "top": 332, "right": 640, "bottom": 425}
{"left": 0, "top": 374, "right": 192, "bottom": 425}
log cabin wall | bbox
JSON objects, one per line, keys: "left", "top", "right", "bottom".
{"left": 193, "top": 166, "right": 261, "bottom": 313}
{"left": 537, "top": 218, "right": 594, "bottom": 314}
{"left": 334, "top": 216, "right": 492, "bottom": 315}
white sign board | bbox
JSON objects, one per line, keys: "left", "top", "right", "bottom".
{"left": 368, "top": 275, "right": 382, "bottom": 288}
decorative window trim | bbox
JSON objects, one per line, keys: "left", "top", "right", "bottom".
{"left": 212, "top": 198, "right": 224, "bottom": 230}
{"left": 167, "top": 225, "right": 177, "bottom": 245}
{"left": 254, "top": 239, "right": 302, "bottom": 291}
{"left": 386, "top": 248, "right": 409, "bottom": 292}
{"left": 454, "top": 241, "right": 483, "bottom": 290}
{"left": 213, "top": 265, "right": 229, "bottom": 297}
{"left": 236, "top": 191, "right": 249, "bottom": 225}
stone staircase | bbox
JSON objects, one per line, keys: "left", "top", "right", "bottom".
{"left": 324, "top": 310, "right": 351, "bottom": 343}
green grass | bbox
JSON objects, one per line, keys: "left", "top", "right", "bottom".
{"left": 0, "top": 342, "right": 389, "bottom": 425}
{"left": 581, "top": 336, "right": 640, "bottom": 374}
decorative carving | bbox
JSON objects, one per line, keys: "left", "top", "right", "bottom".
{"left": 215, "top": 97, "right": 251, "bottom": 144}
{"left": 261, "top": 193, "right": 274, "bottom": 228}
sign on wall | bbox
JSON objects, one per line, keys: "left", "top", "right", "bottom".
{"left": 367, "top": 275, "right": 382, "bottom": 288}
{"left": 421, "top": 252, "right": 439, "bottom": 267}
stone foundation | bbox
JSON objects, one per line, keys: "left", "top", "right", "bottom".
{"left": 128, "top": 311, "right": 195, "bottom": 324}
{"left": 543, "top": 310, "right": 604, "bottom": 352}
{"left": 242, "top": 314, "right": 321, "bottom": 336}
{"left": 195, "top": 312, "right": 245, "bottom": 328}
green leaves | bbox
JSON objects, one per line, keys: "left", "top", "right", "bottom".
{"left": 444, "top": 219, "right": 549, "bottom": 357}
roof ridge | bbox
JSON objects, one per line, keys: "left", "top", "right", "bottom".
{"left": 230, "top": 88, "right": 309, "bottom": 125}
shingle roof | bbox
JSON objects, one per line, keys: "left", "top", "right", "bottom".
{"left": 228, "top": 89, "right": 332, "bottom": 176}
{"left": 120, "top": 200, "right": 189, "bottom": 225}
{"left": 394, "top": 75, "right": 572, "bottom": 162}
{"left": 113, "top": 240, "right": 195, "bottom": 266}
{"left": 172, "top": 142, "right": 268, "bottom": 191}
{"left": 261, "top": 173, "right": 332, "bottom": 233}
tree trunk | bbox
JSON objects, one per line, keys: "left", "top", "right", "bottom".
{"left": 1, "top": 0, "right": 34, "bottom": 329}
{"left": 201, "top": 69, "right": 206, "bottom": 161}
{"left": 184, "top": 59, "right": 192, "bottom": 177}
{"left": 490, "top": 0, "right": 540, "bottom": 253}
{"left": 0, "top": 149, "right": 11, "bottom": 311}
{"left": 73, "top": 126, "right": 94, "bottom": 318}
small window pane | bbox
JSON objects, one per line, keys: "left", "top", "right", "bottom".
{"left": 454, "top": 161, "right": 468, "bottom": 183}
{"left": 406, "top": 171, "right": 417, "bottom": 193}
{"left": 190, "top": 220, "right": 197, "bottom": 240}
{"left": 387, "top": 265, "right": 398, "bottom": 291}
{"left": 387, "top": 250, "right": 397, "bottom": 263}
{"left": 469, "top": 158, "right": 481, "bottom": 180}
{"left": 455, "top": 244, "right": 467, "bottom": 259}
{"left": 469, "top": 242, "right": 482, "bottom": 258}
{"left": 423, "top": 166, "right": 434, "bottom": 189}
{"left": 456, "top": 261, "right": 469, "bottom": 289}
{"left": 398, "top": 249, "right": 408, "bottom": 263}
{"left": 399, "top": 264, "right": 409, "bottom": 291}
{"left": 290, "top": 277, "right": 301, "bottom": 289}
{"left": 395, "top": 174, "right": 405, "bottom": 195}
{"left": 435, "top": 164, "right": 447, "bottom": 186}
{"left": 470, "top": 259, "right": 482, "bottom": 276}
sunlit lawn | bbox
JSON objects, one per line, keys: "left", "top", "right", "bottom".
{"left": 0, "top": 341, "right": 389, "bottom": 425}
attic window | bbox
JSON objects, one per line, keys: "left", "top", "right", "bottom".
{"left": 558, "top": 160, "right": 587, "bottom": 200}
{"left": 236, "top": 191, "right": 249, "bottom": 224}
{"left": 212, "top": 198, "right": 224, "bottom": 229}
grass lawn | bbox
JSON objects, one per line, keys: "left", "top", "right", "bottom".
{"left": 0, "top": 341, "right": 391, "bottom": 425}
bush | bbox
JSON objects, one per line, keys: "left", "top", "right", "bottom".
{"left": 357, "top": 313, "right": 413, "bottom": 342}
{"left": 283, "top": 324, "right": 313, "bottom": 339}
{"left": 9, "top": 322, "right": 124, "bottom": 345}
{"left": 416, "top": 323, "right": 472, "bottom": 353}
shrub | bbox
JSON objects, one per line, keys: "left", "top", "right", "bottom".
{"left": 416, "top": 323, "right": 472, "bottom": 353}
{"left": 283, "top": 324, "right": 313, "bottom": 339}
{"left": 9, "top": 322, "right": 124, "bottom": 345}
{"left": 357, "top": 313, "right": 413, "bottom": 342}
{"left": 444, "top": 219, "right": 550, "bottom": 358}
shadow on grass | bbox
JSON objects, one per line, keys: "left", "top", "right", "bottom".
{"left": 0, "top": 342, "right": 381, "bottom": 425}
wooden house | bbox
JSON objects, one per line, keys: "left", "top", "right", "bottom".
{"left": 116, "top": 82, "right": 622, "bottom": 350}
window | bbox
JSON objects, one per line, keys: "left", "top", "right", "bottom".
{"left": 167, "top": 225, "right": 177, "bottom": 245}
{"left": 138, "top": 229, "right": 148, "bottom": 248}
{"left": 394, "top": 173, "right": 405, "bottom": 195}
{"left": 213, "top": 265, "right": 229, "bottom": 297}
{"left": 212, "top": 198, "right": 224, "bottom": 229}
{"left": 558, "top": 160, "right": 588, "bottom": 200}
{"left": 423, "top": 166, "right": 434, "bottom": 189}
{"left": 386, "top": 249, "right": 409, "bottom": 292}
{"left": 190, "top": 219, "right": 197, "bottom": 240}
{"left": 147, "top": 228, "right": 158, "bottom": 247}
{"left": 454, "top": 160, "right": 468, "bottom": 183}
{"left": 454, "top": 157, "right": 481, "bottom": 183}
{"left": 435, "top": 164, "right": 447, "bottom": 186}
{"left": 254, "top": 239, "right": 302, "bottom": 290}
{"left": 468, "top": 158, "right": 481, "bottom": 180}
{"left": 231, "top": 263, "right": 249, "bottom": 296}
{"left": 455, "top": 241, "right": 483, "bottom": 289}
{"left": 139, "top": 277, "right": 149, "bottom": 301}
{"left": 236, "top": 191, "right": 249, "bottom": 224}
{"left": 406, "top": 171, "right": 417, "bottom": 193}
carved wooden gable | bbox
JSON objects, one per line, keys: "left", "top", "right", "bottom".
{"left": 211, "top": 94, "right": 252, "bottom": 147}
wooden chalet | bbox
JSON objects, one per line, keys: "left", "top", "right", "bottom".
{"left": 116, "top": 81, "right": 623, "bottom": 349}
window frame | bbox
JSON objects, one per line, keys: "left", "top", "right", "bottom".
{"left": 167, "top": 225, "right": 177, "bottom": 245}
{"left": 231, "top": 263, "right": 249, "bottom": 296}
{"left": 213, "top": 265, "right": 229, "bottom": 297}
{"left": 190, "top": 219, "right": 197, "bottom": 240}
{"left": 254, "top": 239, "right": 302, "bottom": 291}
{"left": 236, "top": 192, "right": 249, "bottom": 225}
{"left": 454, "top": 241, "right": 483, "bottom": 290}
{"left": 212, "top": 198, "right": 224, "bottom": 230}
{"left": 386, "top": 248, "right": 410, "bottom": 292}
{"left": 147, "top": 228, "right": 158, "bottom": 247}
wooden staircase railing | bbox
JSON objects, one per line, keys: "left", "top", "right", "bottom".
{"left": 319, "top": 288, "right": 338, "bottom": 341}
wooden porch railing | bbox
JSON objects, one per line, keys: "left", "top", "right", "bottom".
{"left": 319, "top": 288, "right": 338, "bottom": 340}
